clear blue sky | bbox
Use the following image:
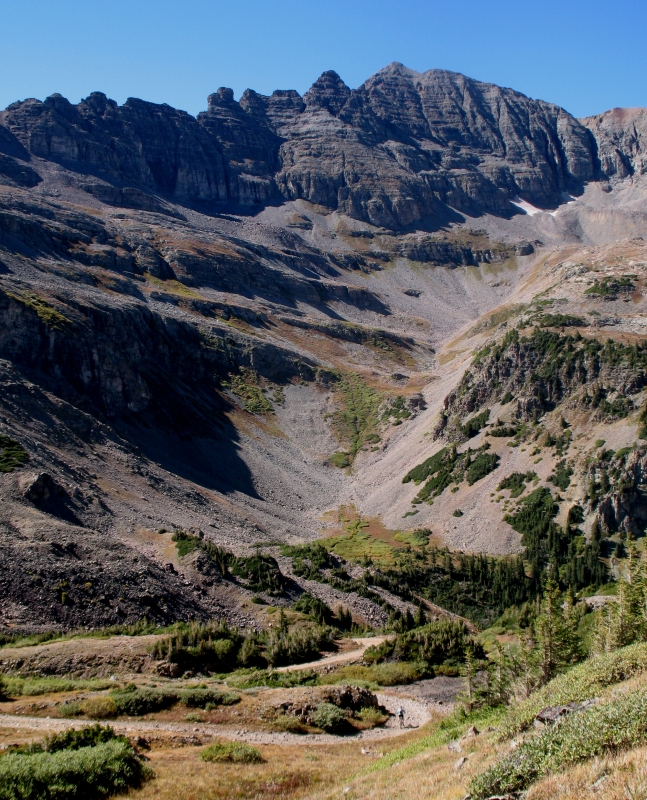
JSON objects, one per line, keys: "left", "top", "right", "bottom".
{"left": 3, "top": 0, "right": 646, "bottom": 119}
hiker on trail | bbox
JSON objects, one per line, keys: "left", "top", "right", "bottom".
{"left": 397, "top": 706, "right": 405, "bottom": 728}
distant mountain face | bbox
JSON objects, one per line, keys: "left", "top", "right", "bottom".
{"left": 1, "top": 62, "right": 637, "bottom": 231}
{"left": 580, "top": 107, "right": 647, "bottom": 183}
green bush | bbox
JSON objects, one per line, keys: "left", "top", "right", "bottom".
{"left": 150, "top": 621, "right": 243, "bottom": 673}
{"left": 497, "top": 471, "right": 536, "bottom": 498}
{"left": 79, "top": 697, "right": 118, "bottom": 720}
{"left": 0, "top": 740, "right": 149, "bottom": 799}
{"left": 402, "top": 447, "right": 451, "bottom": 485}
{"left": 42, "top": 725, "right": 127, "bottom": 753}
{"left": 271, "top": 714, "right": 310, "bottom": 734}
{"left": 330, "top": 452, "right": 351, "bottom": 468}
{"left": 548, "top": 460, "right": 573, "bottom": 490}
{"left": 178, "top": 688, "right": 240, "bottom": 709}
{"left": 466, "top": 452, "right": 499, "bottom": 485}
{"left": 330, "top": 373, "right": 384, "bottom": 462}
{"left": 109, "top": 686, "right": 177, "bottom": 717}
{"left": 292, "top": 594, "right": 335, "bottom": 625}
{"left": 461, "top": 409, "right": 490, "bottom": 439}
{"left": 226, "top": 669, "right": 318, "bottom": 690}
{"left": 536, "top": 313, "right": 586, "bottom": 328}
{"left": 471, "top": 685, "right": 647, "bottom": 799}
{"left": 325, "top": 661, "right": 425, "bottom": 687}
{"left": 5, "top": 677, "right": 113, "bottom": 698}
{"left": 372, "top": 619, "right": 484, "bottom": 673}
{"left": 228, "top": 372, "right": 273, "bottom": 416}
{"left": 357, "top": 706, "right": 388, "bottom": 726}
{"left": 312, "top": 702, "right": 347, "bottom": 733}
{"left": 231, "top": 554, "right": 285, "bottom": 595}
{"left": 0, "top": 435, "right": 29, "bottom": 474}
{"left": 199, "top": 741, "right": 264, "bottom": 764}
{"left": 171, "top": 532, "right": 231, "bottom": 573}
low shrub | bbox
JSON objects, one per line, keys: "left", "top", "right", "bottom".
{"left": 461, "top": 410, "right": 490, "bottom": 439}
{"left": 0, "top": 434, "right": 29, "bottom": 474}
{"left": 225, "top": 669, "right": 318, "bottom": 690}
{"left": 178, "top": 688, "right": 240, "bottom": 708}
{"left": 330, "top": 452, "right": 351, "bottom": 468}
{"left": 0, "top": 734, "right": 149, "bottom": 799}
{"left": 109, "top": 686, "right": 177, "bottom": 717}
{"left": 6, "top": 677, "right": 113, "bottom": 698}
{"left": 501, "top": 641, "right": 647, "bottom": 738}
{"left": 199, "top": 741, "right": 264, "bottom": 764}
{"left": 57, "top": 703, "right": 83, "bottom": 719}
{"left": 230, "top": 554, "right": 285, "bottom": 596}
{"left": 271, "top": 714, "right": 310, "bottom": 734}
{"left": 42, "top": 725, "right": 127, "bottom": 753}
{"left": 324, "top": 661, "right": 424, "bottom": 687}
{"left": 292, "top": 594, "right": 335, "bottom": 625}
{"left": 312, "top": 702, "right": 347, "bottom": 733}
{"left": 497, "top": 471, "right": 537, "bottom": 498}
{"left": 466, "top": 452, "right": 499, "bottom": 485}
{"left": 356, "top": 707, "right": 388, "bottom": 727}
{"left": 80, "top": 697, "right": 118, "bottom": 720}
{"left": 368, "top": 619, "right": 482, "bottom": 674}
{"left": 489, "top": 425, "right": 519, "bottom": 437}
{"left": 471, "top": 686, "right": 647, "bottom": 799}
{"left": 548, "top": 459, "right": 573, "bottom": 490}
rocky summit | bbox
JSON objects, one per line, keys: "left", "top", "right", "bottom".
{"left": 0, "top": 62, "right": 647, "bottom": 634}
{"left": 2, "top": 62, "right": 621, "bottom": 229}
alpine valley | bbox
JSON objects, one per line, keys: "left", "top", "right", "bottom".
{"left": 2, "top": 62, "right": 647, "bottom": 800}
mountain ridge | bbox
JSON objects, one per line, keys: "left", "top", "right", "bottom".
{"left": 3, "top": 63, "right": 642, "bottom": 232}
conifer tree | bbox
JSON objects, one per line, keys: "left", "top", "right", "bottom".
{"left": 487, "top": 641, "right": 514, "bottom": 707}
{"left": 533, "top": 579, "right": 580, "bottom": 686}
{"left": 461, "top": 643, "right": 477, "bottom": 713}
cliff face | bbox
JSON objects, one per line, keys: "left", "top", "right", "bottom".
{"left": 0, "top": 63, "right": 606, "bottom": 230}
{"left": 581, "top": 107, "right": 647, "bottom": 183}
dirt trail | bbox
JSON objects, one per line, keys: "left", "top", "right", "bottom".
{"left": 0, "top": 692, "right": 431, "bottom": 745}
{"left": 275, "top": 636, "right": 391, "bottom": 673}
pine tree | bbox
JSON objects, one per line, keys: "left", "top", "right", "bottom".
{"left": 533, "top": 579, "right": 580, "bottom": 686}
{"left": 592, "top": 603, "right": 615, "bottom": 655}
{"left": 415, "top": 601, "right": 426, "bottom": 628}
{"left": 510, "top": 632, "right": 538, "bottom": 700}
{"left": 278, "top": 608, "right": 289, "bottom": 634}
{"left": 461, "top": 643, "right": 477, "bottom": 713}
{"left": 487, "top": 641, "right": 513, "bottom": 707}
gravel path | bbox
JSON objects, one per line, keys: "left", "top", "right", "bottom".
{"left": 0, "top": 692, "right": 432, "bottom": 745}
{"left": 275, "top": 636, "right": 391, "bottom": 673}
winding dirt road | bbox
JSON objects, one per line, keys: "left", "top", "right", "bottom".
{"left": 275, "top": 636, "right": 391, "bottom": 673}
{"left": 0, "top": 692, "right": 430, "bottom": 746}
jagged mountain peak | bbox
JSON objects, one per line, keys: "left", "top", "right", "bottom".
{"left": 303, "top": 70, "right": 351, "bottom": 115}
{"left": 0, "top": 64, "right": 645, "bottom": 231}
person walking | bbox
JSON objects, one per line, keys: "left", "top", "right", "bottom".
{"left": 396, "top": 705, "right": 405, "bottom": 728}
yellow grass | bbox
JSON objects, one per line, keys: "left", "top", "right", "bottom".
{"left": 526, "top": 746, "right": 647, "bottom": 800}
{"left": 129, "top": 727, "right": 444, "bottom": 800}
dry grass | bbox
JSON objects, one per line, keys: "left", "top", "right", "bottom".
{"left": 303, "top": 725, "right": 500, "bottom": 800}
{"left": 526, "top": 746, "right": 647, "bottom": 800}
{"left": 131, "top": 730, "right": 439, "bottom": 800}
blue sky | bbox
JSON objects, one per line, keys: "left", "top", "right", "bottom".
{"left": 2, "top": 0, "right": 646, "bottom": 119}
